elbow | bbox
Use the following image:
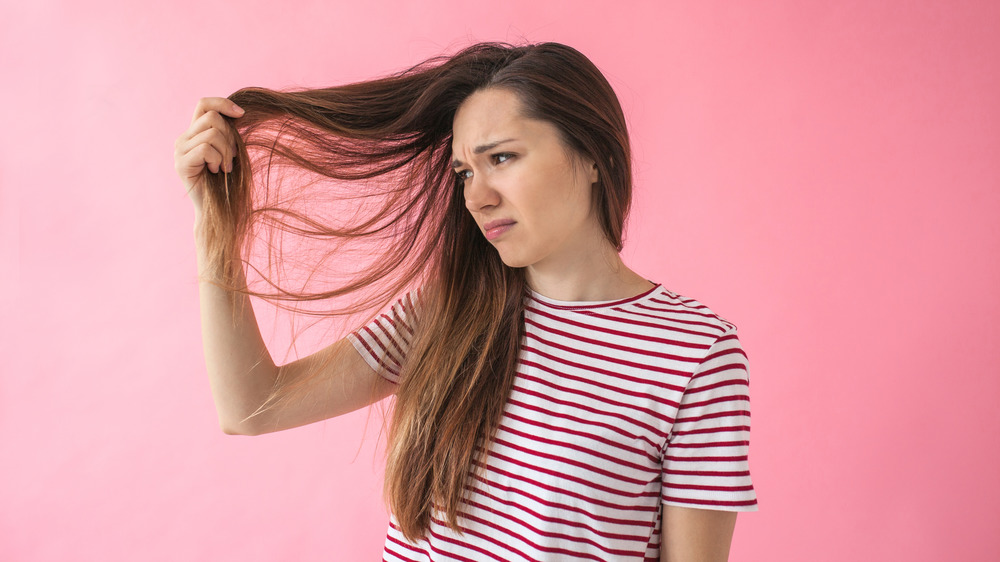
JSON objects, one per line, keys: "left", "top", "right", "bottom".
{"left": 220, "top": 423, "right": 250, "bottom": 436}
{"left": 218, "top": 415, "right": 263, "bottom": 437}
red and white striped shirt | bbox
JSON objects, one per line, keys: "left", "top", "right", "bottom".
{"left": 348, "top": 283, "right": 757, "bottom": 561}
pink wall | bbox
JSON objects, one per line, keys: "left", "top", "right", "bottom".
{"left": 3, "top": 1, "right": 998, "bottom": 560}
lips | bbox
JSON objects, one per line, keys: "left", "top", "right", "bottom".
{"left": 483, "top": 219, "right": 516, "bottom": 231}
{"left": 483, "top": 219, "right": 516, "bottom": 241}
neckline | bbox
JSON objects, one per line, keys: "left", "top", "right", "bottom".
{"left": 525, "top": 281, "right": 661, "bottom": 310}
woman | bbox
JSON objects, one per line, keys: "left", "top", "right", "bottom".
{"left": 174, "top": 42, "right": 757, "bottom": 561}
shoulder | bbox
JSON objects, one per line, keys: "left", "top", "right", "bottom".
{"left": 522, "top": 283, "right": 740, "bottom": 365}
{"left": 632, "top": 286, "right": 738, "bottom": 338}
{"left": 378, "top": 285, "right": 426, "bottom": 321}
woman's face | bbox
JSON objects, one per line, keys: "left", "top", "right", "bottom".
{"left": 451, "top": 88, "right": 603, "bottom": 272}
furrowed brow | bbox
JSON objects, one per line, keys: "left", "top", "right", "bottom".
{"left": 451, "top": 138, "right": 517, "bottom": 168}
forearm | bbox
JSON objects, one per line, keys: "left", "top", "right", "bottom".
{"left": 194, "top": 218, "right": 278, "bottom": 435}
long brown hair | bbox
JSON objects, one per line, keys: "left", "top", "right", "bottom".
{"left": 199, "top": 42, "right": 633, "bottom": 542}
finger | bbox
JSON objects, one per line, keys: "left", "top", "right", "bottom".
{"left": 204, "top": 143, "right": 228, "bottom": 175}
{"left": 183, "top": 143, "right": 225, "bottom": 175}
{"left": 191, "top": 96, "right": 245, "bottom": 124}
{"left": 178, "top": 129, "right": 234, "bottom": 171}
{"left": 176, "top": 109, "right": 225, "bottom": 148}
{"left": 188, "top": 110, "right": 236, "bottom": 146}
{"left": 181, "top": 112, "right": 238, "bottom": 160}
{"left": 178, "top": 129, "right": 233, "bottom": 171}
{"left": 191, "top": 96, "right": 245, "bottom": 122}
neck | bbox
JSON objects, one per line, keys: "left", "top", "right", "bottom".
{"left": 525, "top": 235, "right": 652, "bottom": 303}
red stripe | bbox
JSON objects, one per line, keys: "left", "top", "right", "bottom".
{"left": 493, "top": 435, "right": 653, "bottom": 487}
{"left": 667, "top": 440, "right": 749, "bottom": 449}
{"left": 528, "top": 304, "right": 714, "bottom": 350}
{"left": 525, "top": 316, "right": 707, "bottom": 361}
{"left": 671, "top": 424, "right": 751, "bottom": 437}
{"left": 389, "top": 519, "right": 496, "bottom": 562}
{"left": 350, "top": 330, "right": 400, "bottom": 379}
{"left": 487, "top": 447, "right": 661, "bottom": 503}
{"left": 649, "top": 294, "right": 712, "bottom": 311}
{"left": 703, "top": 334, "right": 742, "bottom": 354}
{"left": 521, "top": 344, "right": 686, "bottom": 399}
{"left": 426, "top": 512, "right": 556, "bottom": 562}
{"left": 630, "top": 305, "right": 731, "bottom": 332}
{"left": 448, "top": 509, "right": 637, "bottom": 561}
{"left": 662, "top": 495, "right": 758, "bottom": 508}
{"left": 371, "top": 316, "right": 406, "bottom": 366}
{"left": 470, "top": 458, "right": 659, "bottom": 515}
{"left": 504, "top": 410, "right": 657, "bottom": 461}
{"left": 522, "top": 331, "right": 694, "bottom": 379}
{"left": 512, "top": 377, "right": 672, "bottom": 436}
{"left": 642, "top": 299, "right": 717, "bottom": 317}
{"left": 685, "top": 378, "right": 748, "bottom": 396}
{"left": 459, "top": 496, "right": 647, "bottom": 558}
{"left": 464, "top": 487, "right": 648, "bottom": 542}
{"left": 526, "top": 284, "right": 661, "bottom": 310}
{"left": 678, "top": 394, "right": 750, "bottom": 411}
{"left": 663, "top": 468, "right": 751, "bottom": 477}
{"left": 518, "top": 360, "right": 674, "bottom": 419}
{"left": 664, "top": 482, "right": 756, "bottom": 492}
{"left": 506, "top": 397, "right": 662, "bottom": 452}
{"left": 467, "top": 468, "right": 654, "bottom": 527}
{"left": 497, "top": 423, "right": 654, "bottom": 473}
{"left": 673, "top": 409, "right": 751, "bottom": 425}
{"left": 606, "top": 307, "right": 722, "bottom": 338}
{"left": 664, "top": 454, "right": 749, "bottom": 463}
{"left": 695, "top": 350, "right": 748, "bottom": 371}
{"left": 367, "top": 285, "right": 756, "bottom": 559}
{"left": 392, "top": 296, "right": 415, "bottom": 338}
{"left": 382, "top": 535, "right": 422, "bottom": 561}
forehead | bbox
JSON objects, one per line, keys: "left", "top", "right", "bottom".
{"left": 451, "top": 88, "right": 529, "bottom": 150}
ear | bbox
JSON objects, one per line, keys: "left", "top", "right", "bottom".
{"left": 588, "top": 159, "right": 599, "bottom": 184}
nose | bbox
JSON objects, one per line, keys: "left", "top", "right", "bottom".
{"left": 463, "top": 172, "right": 501, "bottom": 213}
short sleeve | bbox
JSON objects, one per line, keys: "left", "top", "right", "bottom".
{"left": 346, "top": 289, "right": 421, "bottom": 385}
{"left": 661, "top": 328, "right": 758, "bottom": 511}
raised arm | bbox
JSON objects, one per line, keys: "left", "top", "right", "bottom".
{"left": 193, "top": 227, "right": 395, "bottom": 435}
{"left": 177, "top": 97, "right": 395, "bottom": 436}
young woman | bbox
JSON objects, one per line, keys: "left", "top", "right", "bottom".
{"left": 173, "top": 42, "right": 757, "bottom": 561}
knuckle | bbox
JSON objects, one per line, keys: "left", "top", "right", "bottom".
{"left": 194, "top": 143, "right": 211, "bottom": 159}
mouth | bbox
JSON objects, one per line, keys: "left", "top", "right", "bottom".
{"left": 483, "top": 219, "right": 515, "bottom": 231}
{"left": 483, "top": 219, "right": 516, "bottom": 241}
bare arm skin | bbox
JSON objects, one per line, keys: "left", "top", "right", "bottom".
{"left": 660, "top": 506, "right": 738, "bottom": 562}
{"left": 177, "top": 97, "right": 395, "bottom": 436}
{"left": 193, "top": 225, "right": 396, "bottom": 435}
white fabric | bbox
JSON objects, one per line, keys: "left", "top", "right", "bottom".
{"left": 348, "top": 283, "right": 757, "bottom": 561}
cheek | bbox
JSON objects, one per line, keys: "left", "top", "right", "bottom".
{"left": 559, "top": 178, "right": 594, "bottom": 222}
{"left": 509, "top": 163, "right": 589, "bottom": 223}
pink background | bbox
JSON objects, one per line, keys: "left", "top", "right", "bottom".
{"left": 3, "top": 1, "right": 998, "bottom": 560}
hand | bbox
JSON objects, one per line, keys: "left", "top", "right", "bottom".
{"left": 173, "top": 97, "right": 244, "bottom": 217}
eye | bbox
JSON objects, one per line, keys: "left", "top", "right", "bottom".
{"left": 455, "top": 169, "right": 472, "bottom": 181}
{"left": 492, "top": 152, "right": 514, "bottom": 165}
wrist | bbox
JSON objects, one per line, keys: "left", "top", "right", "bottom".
{"left": 193, "top": 211, "right": 207, "bottom": 232}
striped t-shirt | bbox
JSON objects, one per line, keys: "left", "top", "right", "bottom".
{"left": 348, "top": 282, "right": 757, "bottom": 561}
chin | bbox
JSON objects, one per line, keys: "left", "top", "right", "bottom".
{"left": 495, "top": 249, "right": 533, "bottom": 269}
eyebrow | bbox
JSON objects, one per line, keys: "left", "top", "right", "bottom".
{"left": 451, "top": 138, "right": 517, "bottom": 168}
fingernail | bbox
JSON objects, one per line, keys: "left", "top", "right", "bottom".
{"left": 232, "top": 104, "right": 245, "bottom": 115}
